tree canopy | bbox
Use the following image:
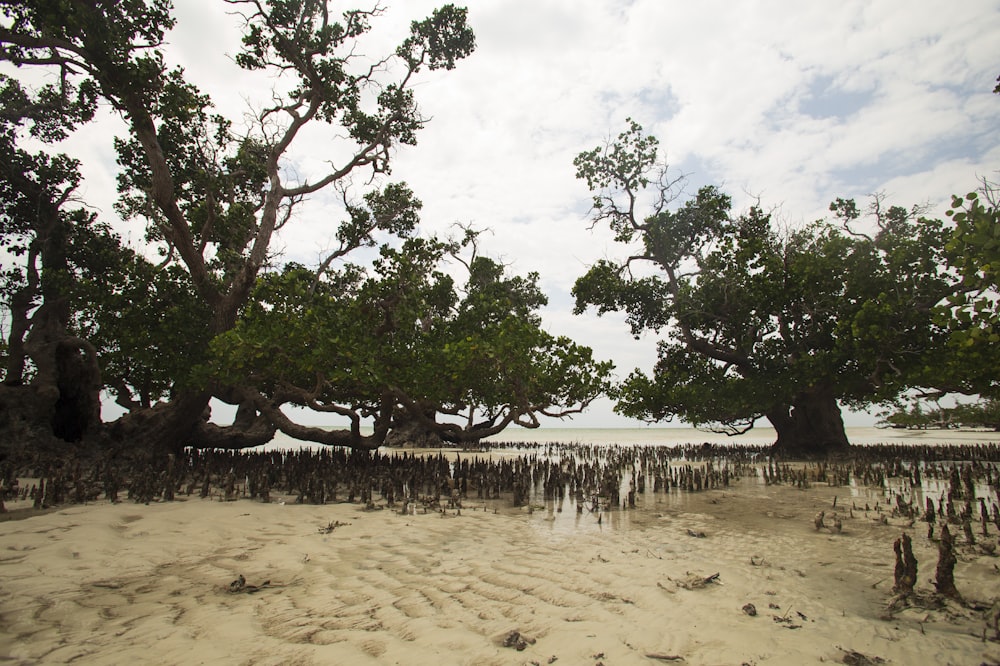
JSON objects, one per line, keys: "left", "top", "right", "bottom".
{"left": 935, "top": 187, "right": 1000, "bottom": 397}
{"left": 879, "top": 397, "right": 1000, "bottom": 431}
{"left": 572, "top": 120, "right": 960, "bottom": 455}
{"left": 206, "top": 231, "right": 611, "bottom": 449}
{"left": 0, "top": 1, "right": 609, "bottom": 461}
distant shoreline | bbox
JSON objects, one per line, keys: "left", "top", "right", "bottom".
{"left": 254, "top": 425, "right": 1000, "bottom": 451}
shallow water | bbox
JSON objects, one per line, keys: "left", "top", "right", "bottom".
{"left": 235, "top": 427, "right": 1000, "bottom": 539}
{"left": 486, "top": 425, "right": 1000, "bottom": 447}
{"left": 433, "top": 440, "right": 1000, "bottom": 538}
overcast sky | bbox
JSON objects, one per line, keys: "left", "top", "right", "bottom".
{"left": 72, "top": 1, "right": 1000, "bottom": 428}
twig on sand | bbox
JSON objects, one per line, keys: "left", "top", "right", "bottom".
{"left": 836, "top": 646, "right": 886, "bottom": 665}
{"left": 318, "top": 520, "right": 350, "bottom": 534}
{"left": 768, "top": 604, "right": 807, "bottom": 629}
{"left": 645, "top": 653, "right": 684, "bottom": 662}
{"left": 227, "top": 574, "right": 289, "bottom": 594}
{"left": 669, "top": 572, "right": 720, "bottom": 590}
{"left": 772, "top": 614, "right": 801, "bottom": 629}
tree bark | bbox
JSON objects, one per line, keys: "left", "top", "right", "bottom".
{"left": 0, "top": 168, "right": 103, "bottom": 458}
{"left": 384, "top": 405, "right": 445, "bottom": 448}
{"left": 102, "top": 391, "right": 218, "bottom": 456}
{"left": 766, "top": 384, "right": 850, "bottom": 457}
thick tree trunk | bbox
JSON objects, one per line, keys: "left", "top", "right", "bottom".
{"left": 103, "top": 391, "right": 218, "bottom": 456}
{"left": 384, "top": 418, "right": 445, "bottom": 448}
{"left": 0, "top": 336, "right": 102, "bottom": 465}
{"left": 0, "top": 163, "right": 107, "bottom": 462}
{"left": 50, "top": 338, "right": 102, "bottom": 442}
{"left": 766, "top": 384, "right": 850, "bottom": 458}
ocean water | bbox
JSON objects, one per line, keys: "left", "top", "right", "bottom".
{"left": 483, "top": 426, "right": 1000, "bottom": 447}
{"left": 259, "top": 425, "right": 1000, "bottom": 450}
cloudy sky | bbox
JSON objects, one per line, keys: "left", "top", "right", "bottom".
{"left": 72, "top": 0, "right": 1000, "bottom": 428}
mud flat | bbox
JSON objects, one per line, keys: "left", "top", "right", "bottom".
{"left": 2, "top": 449, "right": 1000, "bottom": 665}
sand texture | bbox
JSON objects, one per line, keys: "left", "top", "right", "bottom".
{"left": 2, "top": 467, "right": 1000, "bottom": 665}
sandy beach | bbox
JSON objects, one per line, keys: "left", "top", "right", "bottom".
{"left": 3, "top": 459, "right": 1000, "bottom": 665}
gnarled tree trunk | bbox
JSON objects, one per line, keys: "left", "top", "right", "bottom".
{"left": 766, "top": 384, "right": 850, "bottom": 458}
{"left": 384, "top": 419, "right": 445, "bottom": 448}
{"left": 0, "top": 178, "right": 103, "bottom": 463}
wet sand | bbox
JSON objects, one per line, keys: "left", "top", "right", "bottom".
{"left": 2, "top": 466, "right": 1000, "bottom": 665}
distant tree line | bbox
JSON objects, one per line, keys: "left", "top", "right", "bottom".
{"left": 879, "top": 399, "right": 1000, "bottom": 431}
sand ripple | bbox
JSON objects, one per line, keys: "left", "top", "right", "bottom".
{"left": 2, "top": 483, "right": 1000, "bottom": 664}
